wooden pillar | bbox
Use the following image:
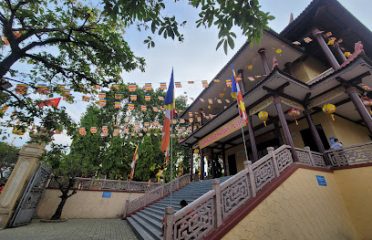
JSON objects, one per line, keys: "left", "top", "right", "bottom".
{"left": 273, "top": 120, "right": 283, "bottom": 145}
{"left": 304, "top": 109, "right": 326, "bottom": 153}
{"left": 258, "top": 48, "right": 271, "bottom": 75}
{"left": 273, "top": 96, "right": 299, "bottom": 162}
{"left": 189, "top": 147, "right": 194, "bottom": 181}
{"left": 222, "top": 145, "right": 227, "bottom": 176}
{"left": 248, "top": 115, "right": 258, "bottom": 162}
{"left": 346, "top": 86, "right": 372, "bottom": 135}
{"left": 312, "top": 28, "right": 340, "bottom": 70}
{"left": 200, "top": 148, "right": 204, "bottom": 180}
{"left": 334, "top": 42, "right": 347, "bottom": 63}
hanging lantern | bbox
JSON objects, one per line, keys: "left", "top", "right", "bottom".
{"left": 258, "top": 111, "right": 269, "bottom": 126}
{"left": 158, "top": 96, "right": 164, "bottom": 101}
{"left": 327, "top": 37, "right": 336, "bottom": 46}
{"left": 141, "top": 105, "right": 147, "bottom": 112}
{"left": 322, "top": 103, "right": 337, "bottom": 121}
{"left": 344, "top": 51, "right": 352, "bottom": 58}
{"left": 0, "top": 105, "right": 9, "bottom": 115}
{"left": 15, "top": 84, "right": 28, "bottom": 95}
{"left": 194, "top": 148, "right": 199, "bottom": 154}
{"left": 152, "top": 106, "right": 158, "bottom": 112}
{"left": 175, "top": 82, "right": 182, "bottom": 88}
{"left": 113, "top": 128, "right": 120, "bottom": 137}
{"left": 98, "top": 92, "right": 106, "bottom": 100}
{"left": 79, "top": 127, "right": 86, "bottom": 136}
{"left": 1, "top": 36, "right": 9, "bottom": 45}
{"left": 13, "top": 31, "right": 22, "bottom": 39}
{"left": 90, "top": 127, "right": 97, "bottom": 134}
{"left": 94, "top": 85, "right": 101, "bottom": 90}
{"left": 82, "top": 95, "right": 91, "bottom": 102}
{"left": 225, "top": 79, "right": 232, "bottom": 88}
{"left": 360, "top": 84, "right": 372, "bottom": 92}
{"left": 287, "top": 108, "right": 301, "bottom": 125}
{"left": 111, "top": 84, "right": 120, "bottom": 91}
{"left": 127, "top": 103, "right": 135, "bottom": 111}
{"left": 145, "top": 95, "right": 151, "bottom": 101}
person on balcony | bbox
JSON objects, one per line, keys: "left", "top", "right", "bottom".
{"left": 330, "top": 137, "right": 343, "bottom": 150}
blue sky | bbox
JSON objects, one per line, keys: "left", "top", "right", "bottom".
{"left": 6, "top": 0, "right": 372, "bottom": 147}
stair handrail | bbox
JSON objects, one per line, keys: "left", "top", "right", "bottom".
{"left": 325, "top": 141, "right": 372, "bottom": 166}
{"left": 123, "top": 173, "right": 191, "bottom": 218}
{"left": 168, "top": 145, "right": 299, "bottom": 240}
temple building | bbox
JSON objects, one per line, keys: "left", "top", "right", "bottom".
{"left": 180, "top": 0, "right": 372, "bottom": 179}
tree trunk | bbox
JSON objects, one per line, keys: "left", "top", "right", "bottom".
{"left": 51, "top": 194, "right": 68, "bottom": 220}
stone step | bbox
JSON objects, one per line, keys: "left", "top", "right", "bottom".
{"left": 131, "top": 214, "right": 162, "bottom": 240}
{"left": 127, "top": 217, "right": 156, "bottom": 240}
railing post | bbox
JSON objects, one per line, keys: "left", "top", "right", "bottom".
{"left": 304, "top": 146, "right": 315, "bottom": 166}
{"left": 164, "top": 207, "right": 175, "bottom": 240}
{"left": 212, "top": 179, "right": 222, "bottom": 227}
{"left": 123, "top": 199, "right": 130, "bottom": 219}
{"left": 247, "top": 161, "right": 256, "bottom": 197}
{"left": 268, "top": 147, "right": 280, "bottom": 177}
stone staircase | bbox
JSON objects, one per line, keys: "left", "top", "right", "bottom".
{"left": 127, "top": 176, "right": 231, "bottom": 240}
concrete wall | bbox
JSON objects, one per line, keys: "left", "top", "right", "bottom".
{"left": 334, "top": 167, "right": 372, "bottom": 239}
{"left": 223, "top": 168, "right": 360, "bottom": 240}
{"left": 288, "top": 112, "right": 370, "bottom": 149}
{"left": 291, "top": 57, "right": 328, "bottom": 83}
{"left": 36, "top": 189, "right": 143, "bottom": 219}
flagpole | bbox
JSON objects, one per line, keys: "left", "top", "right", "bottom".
{"left": 240, "top": 125, "right": 250, "bottom": 163}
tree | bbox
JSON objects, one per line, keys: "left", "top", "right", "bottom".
{"left": 0, "top": 142, "right": 19, "bottom": 179}
{"left": 0, "top": 0, "right": 272, "bottom": 136}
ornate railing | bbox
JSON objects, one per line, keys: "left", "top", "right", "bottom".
{"left": 47, "top": 177, "right": 162, "bottom": 193}
{"left": 123, "top": 174, "right": 191, "bottom": 218}
{"left": 326, "top": 142, "right": 372, "bottom": 167}
{"left": 167, "top": 145, "right": 313, "bottom": 240}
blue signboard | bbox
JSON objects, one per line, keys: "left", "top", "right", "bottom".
{"left": 316, "top": 175, "right": 327, "bottom": 186}
{"left": 102, "top": 191, "right": 112, "bottom": 198}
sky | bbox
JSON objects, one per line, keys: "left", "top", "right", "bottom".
{"left": 5, "top": 0, "right": 372, "bottom": 147}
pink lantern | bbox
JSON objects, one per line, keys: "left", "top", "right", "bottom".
{"left": 287, "top": 108, "right": 301, "bottom": 125}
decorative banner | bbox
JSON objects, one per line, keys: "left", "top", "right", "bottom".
{"left": 144, "top": 122, "right": 150, "bottom": 127}
{"left": 94, "top": 85, "right": 101, "bottom": 90}
{"left": 179, "top": 118, "right": 185, "bottom": 123}
{"left": 82, "top": 95, "right": 91, "bottom": 102}
{"left": 208, "top": 98, "right": 213, "bottom": 104}
{"left": 98, "top": 99, "right": 106, "bottom": 107}
{"left": 292, "top": 41, "right": 301, "bottom": 46}
{"left": 175, "top": 82, "right": 182, "bottom": 88}
{"left": 115, "top": 94, "right": 123, "bottom": 100}
{"left": 16, "top": 84, "right": 28, "bottom": 95}
{"left": 1, "top": 36, "right": 9, "bottom": 45}
{"left": 0, "top": 105, "right": 9, "bottom": 115}
{"left": 324, "top": 32, "right": 332, "bottom": 38}
{"left": 130, "top": 95, "right": 137, "bottom": 101}
{"left": 225, "top": 99, "right": 230, "bottom": 103}
{"left": 225, "top": 79, "right": 232, "bottom": 87}
{"left": 188, "top": 118, "right": 194, "bottom": 123}
{"left": 217, "top": 99, "right": 222, "bottom": 104}
{"left": 62, "top": 89, "right": 71, "bottom": 97}
{"left": 213, "top": 79, "right": 221, "bottom": 83}
{"left": 200, "top": 98, "right": 205, "bottom": 102}
{"left": 113, "top": 128, "right": 120, "bottom": 136}
{"left": 248, "top": 76, "right": 255, "bottom": 81}
{"left": 37, "top": 98, "right": 61, "bottom": 108}
{"left": 111, "top": 84, "right": 120, "bottom": 90}
{"left": 160, "top": 82, "right": 167, "bottom": 90}
{"left": 145, "top": 95, "right": 151, "bottom": 101}
{"left": 12, "top": 126, "right": 25, "bottom": 135}
{"left": 198, "top": 116, "right": 246, "bottom": 149}
{"left": 187, "top": 81, "right": 194, "bottom": 84}
{"left": 36, "top": 84, "right": 49, "bottom": 95}
{"left": 90, "top": 127, "right": 97, "bottom": 134}
{"left": 98, "top": 92, "right": 106, "bottom": 99}
{"left": 327, "top": 37, "right": 336, "bottom": 46}
{"left": 128, "top": 103, "right": 135, "bottom": 111}
{"left": 188, "top": 112, "right": 193, "bottom": 117}
{"left": 101, "top": 126, "right": 109, "bottom": 137}
{"left": 79, "top": 127, "right": 87, "bottom": 136}
{"left": 128, "top": 84, "right": 137, "bottom": 92}
{"left": 202, "top": 80, "right": 208, "bottom": 88}
{"left": 144, "top": 83, "right": 152, "bottom": 91}
{"left": 141, "top": 105, "right": 147, "bottom": 111}
{"left": 114, "top": 101, "right": 121, "bottom": 109}
{"left": 158, "top": 96, "right": 164, "bottom": 101}
{"left": 219, "top": 93, "right": 225, "bottom": 98}
{"left": 152, "top": 106, "right": 159, "bottom": 112}
{"left": 247, "top": 64, "right": 253, "bottom": 70}
{"left": 172, "top": 119, "right": 177, "bottom": 124}
{"left": 344, "top": 52, "right": 352, "bottom": 58}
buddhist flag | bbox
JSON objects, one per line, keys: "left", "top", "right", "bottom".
{"left": 161, "top": 69, "right": 175, "bottom": 157}
{"left": 130, "top": 145, "right": 139, "bottom": 179}
{"left": 231, "top": 68, "right": 248, "bottom": 126}
{"left": 37, "top": 98, "right": 61, "bottom": 108}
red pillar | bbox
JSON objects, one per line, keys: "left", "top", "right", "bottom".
{"left": 312, "top": 28, "right": 340, "bottom": 70}
{"left": 346, "top": 86, "right": 372, "bottom": 135}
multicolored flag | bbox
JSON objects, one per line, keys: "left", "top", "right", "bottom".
{"left": 231, "top": 68, "right": 249, "bottom": 126}
{"left": 161, "top": 69, "right": 175, "bottom": 161}
{"left": 130, "top": 145, "right": 139, "bottom": 180}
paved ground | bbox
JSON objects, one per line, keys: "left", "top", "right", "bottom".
{"left": 0, "top": 219, "right": 139, "bottom": 240}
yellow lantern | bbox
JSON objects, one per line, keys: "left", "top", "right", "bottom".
{"left": 194, "top": 148, "right": 200, "bottom": 154}
{"left": 258, "top": 111, "right": 269, "bottom": 126}
{"left": 344, "top": 51, "right": 352, "bottom": 58}
{"left": 322, "top": 103, "right": 336, "bottom": 121}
